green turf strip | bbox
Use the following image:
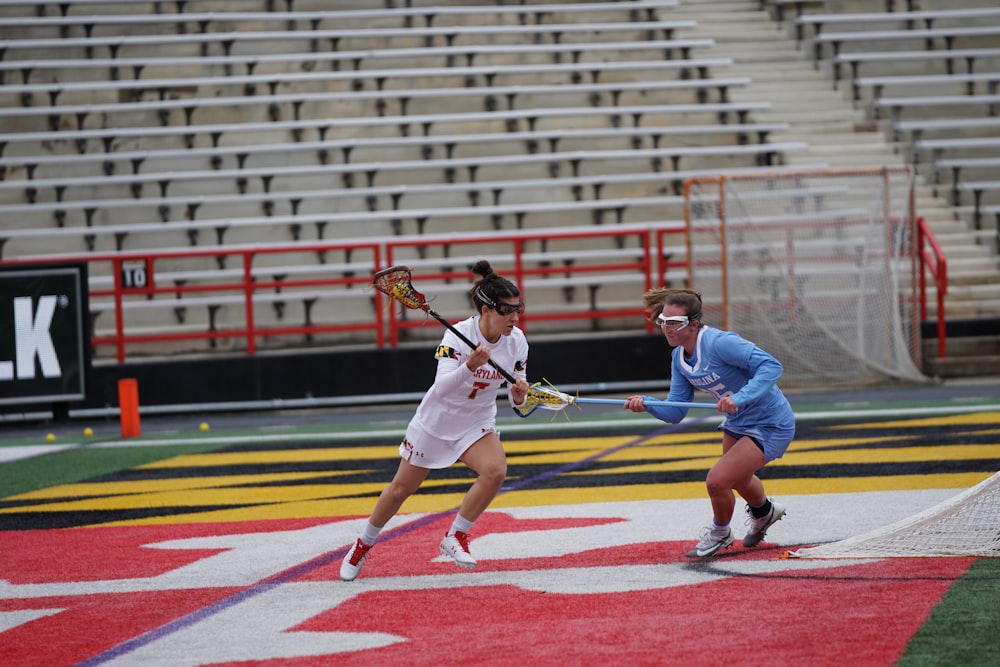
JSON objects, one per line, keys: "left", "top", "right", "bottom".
{"left": 0, "top": 442, "right": 226, "bottom": 498}
{"left": 898, "top": 558, "right": 1000, "bottom": 667}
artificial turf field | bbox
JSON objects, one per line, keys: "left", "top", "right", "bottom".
{"left": 1, "top": 384, "right": 999, "bottom": 666}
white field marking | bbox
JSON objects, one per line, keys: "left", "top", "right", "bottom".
{"left": 0, "top": 490, "right": 965, "bottom": 665}
{"left": 0, "top": 516, "right": 387, "bottom": 599}
{"left": 0, "top": 490, "right": 958, "bottom": 602}
{"left": 0, "top": 607, "right": 64, "bottom": 632}
{"left": 87, "top": 490, "right": 964, "bottom": 666}
{"left": 98, "top": 558, "right": 866, "bottom": 666}
{"left": 0, "top": 444, "right": 75, "bottom": 463}
{"left": 27, "top": 400, "right": 1000, "bottom": 453}
{"left": 2, "top": 398, "right": 992, "bottom": 478}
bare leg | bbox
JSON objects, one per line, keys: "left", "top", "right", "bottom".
{"left": 368, "top": 458, "right": 431, "bottom": 528}
{"left": 456, "top": 432, "right": 508, "bottom": 522}
{"left": 705, "top": 434, "right": 767, "bottom": 525}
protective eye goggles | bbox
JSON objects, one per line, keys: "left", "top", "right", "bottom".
{"left": 476, "top": 286, "right": 524, "bottom": 316}
{"left": 656, "top": 313, "right": 690, "bottom": 331}
{"left": 493, "top": 301, "right": 525, "bottom": 316}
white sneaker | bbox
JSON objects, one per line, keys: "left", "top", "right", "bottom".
{"left": 743, "top": 498, "right": 786, "bottom": 547}
{"left": 340, "top": 538, "right": 373, "bottom": 581}
{"left": 686, "top": 525, "right": 734, "bottom": 558}
{"left": 439, "top": 531, "right": 476, "bottom": 569}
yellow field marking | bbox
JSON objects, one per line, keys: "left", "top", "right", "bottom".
{"left": 507, "top": 444, "right": 718, "bottom": 466}
{"left": 8, "top": 435, "right": 996, "bottom": 520}
{"left": 781, "top": 436, "right": 914, "bottom": 450}
{"left": 130, "top": 433, "right": 913, "bottom": 475}
{"left": 777, "top": 444, "right": 1000, "bottom": 465}
{"left": 497, "top": 472, "right": 997, "bottom": 508}
{"left": 6, "top": 411, "right": 996, "bottom": 527}
{"left": 3, "top": 471, "right": 357, "bottom": 501}
{"left": 91, "top": 471, "right": 996, "bottom": 526}
{"left": 138, "top": 445, "right": 400, "bottom": 468}
{"left": 584, "top": 443, "right": 1000, "bottom": 476}
{"left": 0, "top": 475, "right": 473, "bottom": 516}
{"left": 504, "top": 433, "right": 722, "bottom": 451}
{"left": 827, "top": 412, "right": 1000, "bottom": 429}
{"left": 135, "top": 433, "right": 724, "bottom": 469}
{"left": 764, "top": 472, "right": 996, "bottom": 496}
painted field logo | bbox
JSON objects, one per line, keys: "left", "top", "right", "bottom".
{"left": 0, "top": 263, "right": 90, "bottom": 406}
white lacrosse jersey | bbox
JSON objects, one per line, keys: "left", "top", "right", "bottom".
{"left": 411, "top": 315, "right": 529, "bottom": 439}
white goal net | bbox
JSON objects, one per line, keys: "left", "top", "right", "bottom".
{"left": 788, "top": 472, "right": 1000, "bottom": 558}
{"left": 683, "top": 167, "right": 927, "bottom": 388}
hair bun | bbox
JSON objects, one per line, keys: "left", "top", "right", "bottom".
{"left": 471, "top": 259, "right": 494, "bottom": 278}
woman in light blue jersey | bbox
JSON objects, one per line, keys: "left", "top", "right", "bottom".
{"left": 624, "top": 288, "right": 795, "bottom": 558}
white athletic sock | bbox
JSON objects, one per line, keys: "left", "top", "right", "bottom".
{"left": 711, "top": 520, "right": 730, "bottom": 533}
{"left": 360, "top": 520, "right": 381, "bottom": 546}
{"left": 448, "top": 513, "right": 474, "bottom": 536}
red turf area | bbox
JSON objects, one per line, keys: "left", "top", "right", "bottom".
{"left": 0, "top": 516, "right": 975, "bottom": 666}
{"left": 300, "top": 513, "right": 974, "bottom": 667}
{"left": 306, "top": 558, "right": 968, "bottom": 667}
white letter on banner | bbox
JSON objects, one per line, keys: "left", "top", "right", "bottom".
{"left": 14, "top": 295, "right": 61, "bottom": 379}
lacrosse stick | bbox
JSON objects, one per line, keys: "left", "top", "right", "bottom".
{"left": 372, "top": 267, "right": 718, "bottom": 419}
{"left": 373, "top": 265, "right": 518, "bottom": 383}
{"left": 511, "top": 384, "right": 718, "bottom": 417}
{"left": 374, "top": 266, "right": 572, "bottom": 418}
{"left": 571, "top": 397, "right": 718, "bottom": 409}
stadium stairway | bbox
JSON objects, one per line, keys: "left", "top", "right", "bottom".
{"left": 677, "top": 0, "right": 1000, "bottom": 377}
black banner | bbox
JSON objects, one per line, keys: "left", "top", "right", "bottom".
{"left": 0, "top": 263, "right": 90, "bottom": 406}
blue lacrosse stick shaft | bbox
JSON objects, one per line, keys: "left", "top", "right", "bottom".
{"left": 573, "top": 397, "right": 718, "bottom": 409}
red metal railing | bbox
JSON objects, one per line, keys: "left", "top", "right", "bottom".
{"left": 917, "top": 216, "right": 949, "bottom": 359}
{"left": 1, "top": 241, "right": 385, "bottom": 362}
{"left": 382, "top": 226, "right": 685, "bottom": 345}
{"left": 1, "top": 227, "right": 672, "bottom": 361}
{"left": 0, "top": 219, "right": 946, "bottom": 363}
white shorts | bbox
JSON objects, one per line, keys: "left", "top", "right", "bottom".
{"left": 399, "top": 420, "right": 498, "bottom": 469}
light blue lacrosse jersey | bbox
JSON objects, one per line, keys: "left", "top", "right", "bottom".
{"left": 643, "top": 326, "right": 795, "bottom": 459}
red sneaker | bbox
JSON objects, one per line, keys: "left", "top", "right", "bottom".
{"left": 340, "top": 538, "right": 373, "bottom": 581}
{"left": 439, "top": 530, "right": 476, "bottom": 569}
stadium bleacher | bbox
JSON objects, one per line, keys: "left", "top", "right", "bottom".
{"left": 1, "top": 0, "right": 997, "bottom": 377}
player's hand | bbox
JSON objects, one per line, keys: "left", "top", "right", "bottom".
{"left": 717, "top": 396, "right": 738, "bottom": 414}
{"left": 624, "top": 395, "right": 646, "bottom": 413}
{"left": 466, "top": 344, "right": 490, "bottom": 371}
{"left": 509, "top": 378, "right": 529, "bottom": 404}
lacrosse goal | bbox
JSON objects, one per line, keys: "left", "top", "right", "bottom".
{"left": 683, "top": 167, "right": 927, "bottom": 388}
{"left": 787, "top": 471, "right": 1000, "bottom": 558}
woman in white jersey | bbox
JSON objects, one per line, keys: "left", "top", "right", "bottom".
{"left": 340, "top": 260, "right": 530, "bottom": 581}
{"left": 624, "top": 288, "right": 795, "bottom": 558}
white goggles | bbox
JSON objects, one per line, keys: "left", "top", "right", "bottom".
{"left": 656, "top": 313, "right": 690, "bottom": 331}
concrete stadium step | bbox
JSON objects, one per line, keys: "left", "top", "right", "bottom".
{"left": 928, "top": 244, "right": 994, "bottom": 262}
{"left": 681, "top": 0, "right": 1000, "bottom": 376}
{"left": 951, "top": 268, "right": 1000, "bottom": 285}
{"left": 924, "top": 352, "right": 1000, "bottom": 379}
{"left": 780, "top": 131, "right": 893, "bottom": 146}
{"left": 724, "top": 62, "right": 825, "bottom": 76}
{"left": 747, "top": 108, "right": 867, "bottom": 125}
{"left": 699, "top": 1, "right": 994, "bottom": 288}
{"left": 928, "top": 230, "right": 994, "bottom": 251}
{"left": 706, "top": 47, "right": 807, "bottom": 64}
{"left": 785, "top": 151, "right": 902, "bottom": 168}
{"left": 934, "top": 298, "right": 1000, "bottom": 319}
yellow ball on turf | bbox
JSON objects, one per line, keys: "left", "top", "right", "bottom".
{"left": 199, "top": 422, "right": 210, "bottom": 432}
{"left": 45, "top": 433, "right": 56, "bottom": 443}
{"left": 83, "top": 427, "right": 94, "bottom": 437}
